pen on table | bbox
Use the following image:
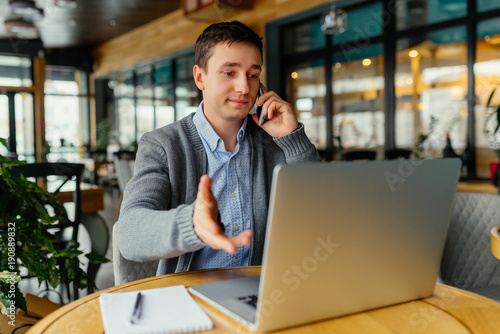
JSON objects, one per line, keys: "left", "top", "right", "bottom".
{"left": 130, "top": 292, "right": 143, "bottom": 324}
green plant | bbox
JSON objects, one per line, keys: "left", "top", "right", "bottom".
{"left": 93, "top": 118, "right": 114, "bottom": 151}
{"left": 0, "top": 138, "right": 109, "bottom": 315}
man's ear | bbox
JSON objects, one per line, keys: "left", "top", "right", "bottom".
{"left": 193, "top": 65, "right": 205, "bottom": 91}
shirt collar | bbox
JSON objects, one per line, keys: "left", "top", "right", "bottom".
{"left": 193, "top": 101, "right": 247, "bottom": 153}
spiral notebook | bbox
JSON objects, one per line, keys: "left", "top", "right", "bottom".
{"left": 99, "top": 285, "right": 213, "bottom": 334}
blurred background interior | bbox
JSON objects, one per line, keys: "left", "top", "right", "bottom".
{"left": 2, "top": 0, "right": 500, "bottom": 303}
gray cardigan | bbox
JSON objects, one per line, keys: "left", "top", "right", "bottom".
{"left": 117, "top": 113, "right": 319, "bottom": 275}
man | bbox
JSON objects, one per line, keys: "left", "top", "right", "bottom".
{"left": 117, "top": 21, "right": 319, "bottom": 276}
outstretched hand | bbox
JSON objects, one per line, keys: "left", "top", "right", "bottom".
{"left": 193, "top": 175, "right": 252, "bottom": 254}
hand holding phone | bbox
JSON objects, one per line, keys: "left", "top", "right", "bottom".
{"left": 252, "top": 83, "right": 299, "bottom": 137}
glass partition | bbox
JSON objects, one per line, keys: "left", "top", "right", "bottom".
{"left": 155, "top": 99, "right": 175, "bottom": 127}
{"left": 175, "top": 82, "right": 199, "bottom": 120}
{"left": 396, "top": 0, "right": 467, "bottom": 30}
{"left": 477, "top": 0, "right": 500, "bottom": 13}
{"left": 155, "top": 61, "right": 173, "bottom": 85}
{"left": 136, "top": 98, "right": 154, "bottom": 140}
{"left": 0, "top": 55, "right": 32, "bottom": 87}
{"left": 333, "top": 44, "right": 384, "bottom": 152}
{"left": 177, "top": 56, "right": 195, "bottom": 81}
{"left": 283, "top": 20, "right": 325, "bottom": 56}
{"left": 0, "top": 92, "right": 35, "bottom": 161}
{"left": 287, "top": 61, "right": 326, "bottom": 150}
{"left": 475, "top": 17, "right": 500, "bottom": 178}
{"left": 44, "top": 66, "right": 90, "bottom": 162}
{"left": 107, "top": 52, "right": 200, "bottom": 148}
{"left": 45, "top": 67, "right": 87, "bottom": 95}
{"left": 15, "top": 93, "right": 35, "bottom": 162}
{"left": 395, "top": 25, "right": 467, "bottom": 158}
{"left": 117, "top": 98, "right": 135, "bottom": 148}
{"left": 114, "top": 73, "right": 135, "bottom": 97}
{"left": 0, "top": 94, "right": 9, "bottom": 156}
{"left": 136, "top": 67, "right": 154, "bottom": 99}
{"left": 332, "top": 2, "right": 383, "bottom": 46}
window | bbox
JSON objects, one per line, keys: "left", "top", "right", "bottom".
{"left": 270, "top": 0, "right": 500, "bottom": 178}
{"left": 334, "top": 44, "right": 384, "bottom": 151}
{"left": 477, "top": 0, "right": 500, "bottom": 13}
{"left": 287, "top": 61, "right": 326, "bottom": 150}
{"left": 278, "top": 1, "right": 385, "bottom": 158}
{"left": 395, "top": 25, "right": 468, "bottom": 159}
{"left": 475, "top": 17, "right": 500, "bottom": 177}
{"left": 107, "top": 52, "right": 200, "bottom": 150}
{"left": 0, "top": 55, "right": 32, "bottom": 87}
{"left": 396, "top": 0, "right": 467, "bottom": 30}
{"left": 44, "top": 66, "right": 90, "bottom": 162}
{"left": 283, "top": 20, "right": 325, "bottom": 55}
{"left": 0, "top": 54, "right": 35, "bottom": 161}
{"left": 332, "top": 2, "right": 383, "bottom": 46}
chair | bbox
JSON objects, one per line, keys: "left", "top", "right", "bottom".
{"left": 10, "top": 162, "right": 84, "bottom": 301}
{"left": 342, "top": 150, "right": 377, "bottom": 161}
{"left": 113, "top": 158, "right": 134, "bottom": 193}
{"left": 112, "top": 223, "right": 158, "bottom": 285}
{"left": 10, "top": 162, "right": 84, "bottom": 243}
{"left": 439, "top": 192, "right": 500, "bottom": 302}
{"left": 81, "top": 212, "right": 109, "bottom": 294}
{"left": 385, "top": 149, "right": 412, "bottom": 160}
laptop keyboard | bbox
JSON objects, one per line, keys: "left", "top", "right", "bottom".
{"left": 236, "top": 294, "right": 258, "bottom": 308}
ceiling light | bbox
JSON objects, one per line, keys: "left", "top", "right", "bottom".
{"left": 54, "top": 0, "right": 78, "bottom": 8}
{"left": 409, "top": 50, "right": 419, "bottom": 58}
{"left": 321, "top": 4, "right": 347, "bottom": 35}
{"left": 9, "top": 0, "right": 43, "bottom": 21}
{"left": 4, "top": 16, "right": 39, "bottom": 39}
{"left": 362, "top": 59, "right": 372, "bottom": 67}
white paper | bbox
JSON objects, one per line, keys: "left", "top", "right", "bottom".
{"left": 99, "top": 285, "right": 213, "bottom": 334}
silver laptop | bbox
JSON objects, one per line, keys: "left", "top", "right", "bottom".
{"left": 189, "top": 158, "right": 461, "bottom": 332}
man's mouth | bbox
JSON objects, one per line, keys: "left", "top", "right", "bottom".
{"left": 228, "top": 99, "right": 249, "bottom": 106}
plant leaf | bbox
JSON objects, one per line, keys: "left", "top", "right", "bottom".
{"left": 86, "top": 253, "right": 110, "bottom": 264}
{"left": 487, "top": 88, "right": 496, "bottom": 109}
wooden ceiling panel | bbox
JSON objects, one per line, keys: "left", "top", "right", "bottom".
{"left": 0, "top": 0, "right": 181, "bottom": 48}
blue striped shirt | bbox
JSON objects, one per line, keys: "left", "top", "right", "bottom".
{"left": 191, "top": 103, "right": 251, "bottom": 269}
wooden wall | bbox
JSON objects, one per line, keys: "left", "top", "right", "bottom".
{"left": 92, "top": 0, "right": 331, "bottom": 77}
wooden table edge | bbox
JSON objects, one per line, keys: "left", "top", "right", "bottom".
{"left": 28, "top": 267, "right": 261, "bottom": 333}
{"left": 28, "top": 267, "right": 500, "bottom": 333}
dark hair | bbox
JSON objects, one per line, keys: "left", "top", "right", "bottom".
{"left": 195, "top": 20, "right": 263, "bottom": 70}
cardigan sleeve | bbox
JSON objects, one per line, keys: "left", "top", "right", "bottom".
{"left": 116, "top": 132, "right": 206, "bottom": 262}
{"left": 273, "top": 123, "right": 321, "bottom": 163}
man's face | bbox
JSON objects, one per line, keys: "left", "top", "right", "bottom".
{"left": 194, "top": 41, "right": 262, "bottom": 124}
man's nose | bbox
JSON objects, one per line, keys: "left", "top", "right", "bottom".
{"left": 234, "top": 77, "right": 250, "bottom": 94}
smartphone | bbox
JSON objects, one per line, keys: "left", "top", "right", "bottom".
{"left": 256, "top": 86, "right": 266, "bottom": 126}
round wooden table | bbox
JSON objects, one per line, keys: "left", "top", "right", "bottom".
{"left": 28, "top": 266, "right": 500, "bottom": 333}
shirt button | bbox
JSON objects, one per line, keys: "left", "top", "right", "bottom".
{"left": 234, "top": 258, "right": 239, "bottom": 264}
{"left": 211, "top": 145, "right": 215, "bottom": 150}
{"left": 219, "top": 142, "right": 223, "bottom": 147}
{"left": 235, "top": 225, "right": 240, "bottom": 231}
{"left": 230, "top": 192, "right": 236, "bottom": 198}
{"left": 230, "top": 159, "right": 233, "bottom": 164}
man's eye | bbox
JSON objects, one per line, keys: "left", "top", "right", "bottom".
{"left": 224, "top": 72, "right": 234, "bottom": 76}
